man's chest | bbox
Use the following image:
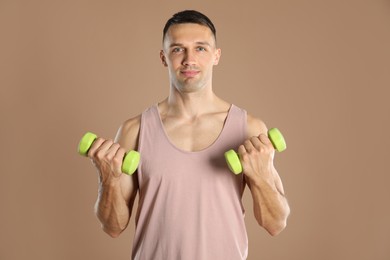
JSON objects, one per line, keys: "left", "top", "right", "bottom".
{"left": 162, "top": 115, "right": 226, "bottom": 152}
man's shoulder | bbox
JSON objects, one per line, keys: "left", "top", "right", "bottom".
{"left": 121, "top": 114, "right": 142, "bottom": 133}
{"left": 246, "top": 112, "right": 268, "bottom": 138}
{"left": 119, "top": 103, "right": 157, "bottom": 134}
{"left": 115, "top": 114, "right": 142, "bottom": 150}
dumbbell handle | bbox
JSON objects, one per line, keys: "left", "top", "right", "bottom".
{"left": 224, "top": 128, "right": 286, "bottom": 175}
{"left": 78, "top": 132, "right": 140, "bottom": 175}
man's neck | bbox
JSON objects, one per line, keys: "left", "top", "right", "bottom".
{"left": 160, "top": 85, "right": 228, "bottom": 119}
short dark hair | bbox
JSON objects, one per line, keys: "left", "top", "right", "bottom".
{"left": 162, "top": 10, "right": 217, "bottom": 42}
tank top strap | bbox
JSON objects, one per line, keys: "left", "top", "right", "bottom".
{"left": 216, "top": 104, "right": 248, "bottom": 152}
{"left": 138, "top": 104, "right": 166, "bottom": 155}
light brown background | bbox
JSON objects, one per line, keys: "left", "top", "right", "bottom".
{"left": 1, "top": 0, "right": 389, "bottom": 259}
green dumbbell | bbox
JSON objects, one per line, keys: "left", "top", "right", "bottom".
{"left": 224, "top": 128, "right": 286, "bottom": 175}
{"left": 78, "top": 132, "right": 140, "bottom": 175}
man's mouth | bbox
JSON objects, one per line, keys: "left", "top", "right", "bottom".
{"left": 180, "top": 70, "right": 200, "bottom": 77}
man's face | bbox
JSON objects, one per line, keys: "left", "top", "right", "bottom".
{"left": 161, "top": 23, "right": 221, "bottom": 93}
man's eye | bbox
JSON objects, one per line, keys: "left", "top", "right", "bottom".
{"left": 197, "top": 47, "right": 206, "bottom": 51}
{"left": 172, "top": 48, "right": 183, "bottom": 53}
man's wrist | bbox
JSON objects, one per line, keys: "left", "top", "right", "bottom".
{"left": 247, "top": 173, "right": 276, "bottom": 191}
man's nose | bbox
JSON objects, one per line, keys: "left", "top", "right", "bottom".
{"left": 182, "top": 50, "right": 196, "bottom": 66}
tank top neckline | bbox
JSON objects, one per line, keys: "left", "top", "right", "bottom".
{"left": 152, "top": 103, "right": 235, "bottom": 154}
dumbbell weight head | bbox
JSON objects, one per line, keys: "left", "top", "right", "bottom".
{"left": 224, "top": 127, "right": 286, "bottom": 175}
{"left": 224, "top": 149, "right": 242, "bottom": 175}
{"left": 268, "top": 128, "right": 286, "bottom": 152}
{"left": 78, "top": 132, "right": 97, "bottom": 156}
{"left": 122, "top": 150, "right": 140, "bottom": 175}
{"left": 78, "top": 132, "right": 140, "bottom": 175}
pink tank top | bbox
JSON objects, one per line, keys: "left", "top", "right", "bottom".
{"left": 132, "top": 104, "right": 248, "bottom": 260}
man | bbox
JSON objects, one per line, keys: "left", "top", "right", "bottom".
{"left": 87, "top": 10, "right": 290, "bottom": 260}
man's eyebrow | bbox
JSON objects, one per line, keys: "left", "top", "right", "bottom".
{"left": 168, "top": 41, "right": 212, "bottom": 48}
{"left": 169, "top": 43, "right": 184, "bottom": 48}
{"left": 195, "top": 41, "right": 212, "bottom": 46}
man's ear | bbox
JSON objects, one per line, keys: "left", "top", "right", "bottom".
{"left": 214, "top": 48, "right": 221, "bottom": 65}
{"left": 160, "top": 50, "right": 168, "bottom": 67}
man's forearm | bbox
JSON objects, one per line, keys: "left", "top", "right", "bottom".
{"left": 95, "top": 181, "right": 131, "bottom": 238}
{"left": 249, "top": 172, "right": 290, "bottom": 236}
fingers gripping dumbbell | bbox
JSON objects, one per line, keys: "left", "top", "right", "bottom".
{"left": 78, "top": 132, "right": 140, "bottom": 175}
{"left": 224, "top": 128, "right": 286, "bottom": 175}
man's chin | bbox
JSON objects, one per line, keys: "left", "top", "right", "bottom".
{"left": 176, "top": 82, "right": 205, "bottom": 93}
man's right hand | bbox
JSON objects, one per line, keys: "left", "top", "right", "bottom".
{"left": 87, "top": 138, "right": 127, "bottom": 185}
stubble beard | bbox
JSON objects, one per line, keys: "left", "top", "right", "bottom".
{"left": 172, "top": 71, "right": 212, "bottom": 94}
